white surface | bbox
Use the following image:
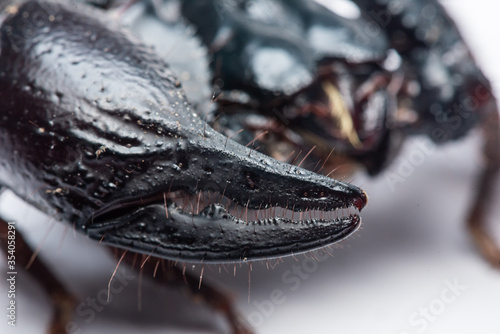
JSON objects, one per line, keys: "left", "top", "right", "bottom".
{"left": 1, "top": 1, "right": 500, "bottom": 334}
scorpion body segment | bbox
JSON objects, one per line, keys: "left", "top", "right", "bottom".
{"left": 179, "top": 0, "right": 389, "bottom": 99}
{"left": 0, "top": 0, "right": 366, "bottom": 263}
{"left": 352, "top": 0, "right": 495, "bottom": 143}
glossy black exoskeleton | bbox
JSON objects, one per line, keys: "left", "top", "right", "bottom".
{"left": 0, "top": 1, "right": 367, "bottom": 333}
{"left": 1, "top": 0, "right": 499, "bottom": 333}
{"left": 0, "top": 0, "right": 366, "bottom": 262}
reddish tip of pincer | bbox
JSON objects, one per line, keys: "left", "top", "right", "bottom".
{"left": 353, "top": 190, "right": 368, "bottom": 211}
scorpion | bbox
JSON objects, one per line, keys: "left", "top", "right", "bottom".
{"left": 0, "top": 0, "right": 498, "bottom": 333}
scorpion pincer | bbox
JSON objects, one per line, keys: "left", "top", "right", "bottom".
{"left": 0, "top": 0, "right": 366, "bottom": 332}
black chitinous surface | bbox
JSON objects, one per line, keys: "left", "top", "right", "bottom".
{"left": 0, "top": 0, "right": 367, "bottom": 263}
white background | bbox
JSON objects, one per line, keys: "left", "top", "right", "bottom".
{"left": 1, "top": 1, "right": 500, "bottom": 333}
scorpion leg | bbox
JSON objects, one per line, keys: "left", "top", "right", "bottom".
{"left": 120, "top": 251, "right": 253, "bottom": 334}
{"left": 467, "top": 108, "right": 500, "bottom": 267}
{"left": 0, "top": 218, "right": 76, "bottom": 334}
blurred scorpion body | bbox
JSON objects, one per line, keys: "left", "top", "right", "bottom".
{"left": 0, "top": 0, "right": 499, "bottom": 333}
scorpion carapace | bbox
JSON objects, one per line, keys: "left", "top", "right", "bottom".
{"left": 173, "top": 0, "right": 396, "bottom": 174}
{"left": 0, "top": 0, "right": 366, "bottom": 263}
